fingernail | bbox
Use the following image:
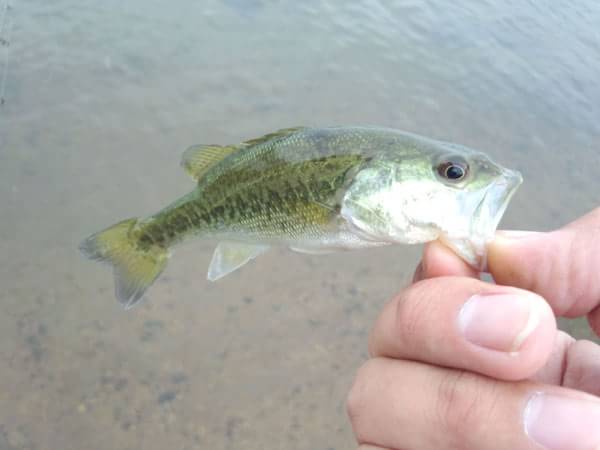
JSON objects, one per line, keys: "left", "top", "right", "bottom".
{"left": 524, "top": 392, "right": 600, "bottom": 450}
{"left": 459, "top": 293, "right": 542, "bottom": 353}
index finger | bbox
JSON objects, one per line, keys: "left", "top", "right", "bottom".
{"left": 413, "top": 240, "right": 479, "bottom": 282}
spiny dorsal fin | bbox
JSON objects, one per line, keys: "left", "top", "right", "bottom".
{"left": 181, "top": 127, "right": 305, "bottom": 181}
{"left": 180, "top": 144, "right": 238, "bottom": 181}
{"left": 241, "top": 126, "right": 305, "bottom": 147}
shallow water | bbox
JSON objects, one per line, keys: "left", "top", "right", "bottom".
{"left": 1, "top": 1, "right": 599, "bottom": 449}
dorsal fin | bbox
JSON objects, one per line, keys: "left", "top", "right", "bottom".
{"left": 180, "top": 144, "right": 238, "bottom": 181}
{"left": 241, "top": 126, "right": 304, "bottom": 147}
{"left": 181, "top": 127, "right": 305, "bottom": 181}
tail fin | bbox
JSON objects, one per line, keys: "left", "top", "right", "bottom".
{"left": 79, "top": 218, "right": 169, "bottom": 309}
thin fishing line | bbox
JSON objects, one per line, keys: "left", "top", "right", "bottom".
{"left": 0, "top": 1, "right": 8, "bottom": 34}
{"left": 0, "top": 0, "right": 13, "bottom": 107}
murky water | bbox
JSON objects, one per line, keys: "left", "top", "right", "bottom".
{"left": 1, "top": 1, "right": 599, "bottom": 449}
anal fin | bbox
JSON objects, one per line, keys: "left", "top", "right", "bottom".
{"left": 207, "top": 242, "right": 270, "bottom": 281}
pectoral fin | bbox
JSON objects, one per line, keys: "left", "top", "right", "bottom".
{"left": 207, "top": 242, "right": 270, "bottom": 281}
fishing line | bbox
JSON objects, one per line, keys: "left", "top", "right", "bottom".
{"left": 0, "top": 0, "right": 14, "bottom": 107}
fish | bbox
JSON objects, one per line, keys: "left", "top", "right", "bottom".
{"left": 80, "top": 126, "right": 522, "bottom": 309}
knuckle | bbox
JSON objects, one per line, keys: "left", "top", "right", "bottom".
{"left": 394, "top": 281, "right": 442, "bottom": 348}
{"left": 563, "top": 340, "right": 600, "bottom": 394}
{"left": 531, "top": 229, "right": 600, "bottom": 317}
{"left": 433, "top": 371, "right": 501, "bottom": 448}
{"left": 369, "top": 278, "right": 459, "bottom": 359}
{"left": 565, "top": 231, "right": 600, "bottom": 316}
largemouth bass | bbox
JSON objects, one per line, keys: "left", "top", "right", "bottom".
{"left": 80, "top": 126, "right": 522, "bottom": 308}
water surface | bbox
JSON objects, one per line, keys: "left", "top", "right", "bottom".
{"left": 1, "top": 1, "right": 599, "bottom": 449}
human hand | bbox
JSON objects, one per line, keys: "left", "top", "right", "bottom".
{"left": 347, "top": 208, "right": 600, "bottom": 450}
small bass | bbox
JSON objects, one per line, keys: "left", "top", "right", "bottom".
{"left": 80, "top": 126, "right": 522, "bottom": 308}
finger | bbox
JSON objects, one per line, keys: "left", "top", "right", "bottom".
{"left": 529, "top": 331, "right": 575, "bottom": 385}
{"left": 412, "top": 261, "right": 424, "bottom": 283}
{"left": 520, "top": 330, "right": 600, "bottom": 397}
{"left": 369, "top": 276, "right": 556, "bottom": 380}
{"left": 487, "top": 207, "right": 600, "bottom": 317}
{"left": 587, "top": 304, "right": 600, "bottom": 336}
{"left": 413, "top": 241, "right": 479, "bottom": 282}
{"left": 561, "top": 339, "right": 600, "bottom": 396}
{"left": 348, "top": 357, "right": 600, "bottom": 450}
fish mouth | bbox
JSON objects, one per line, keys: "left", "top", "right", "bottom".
{"left": 470, "top": 168, "right": 523, "bottom": 265}
{"left": 440, "top": 169, "right": 522, "bottom": 269}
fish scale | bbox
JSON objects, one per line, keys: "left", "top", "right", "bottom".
{"left": 144, "top": 151, "right": 365, "bottom": 245}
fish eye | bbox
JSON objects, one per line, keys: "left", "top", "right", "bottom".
{"left": 436, "top": 157, "right": 469, "bottom": 182}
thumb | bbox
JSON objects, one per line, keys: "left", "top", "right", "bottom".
{"left": 487, "top": 208, "right": 600, "bottom": 318}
